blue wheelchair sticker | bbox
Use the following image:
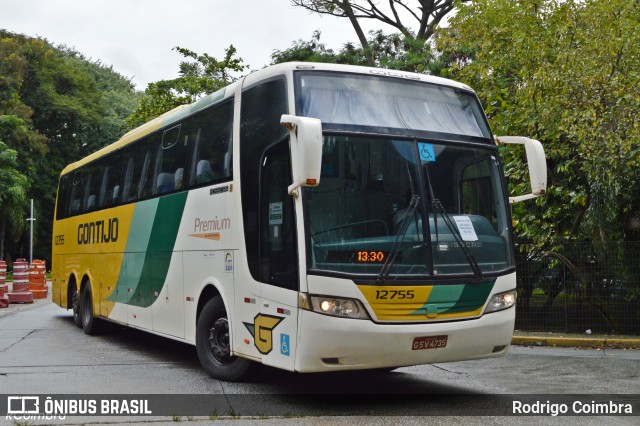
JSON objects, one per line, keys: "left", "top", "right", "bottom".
{"left": 280, "top": 334, "right": 290, "bottom": 356}
{"left": 418, "top": 143, "right": 436, "bottom": 162}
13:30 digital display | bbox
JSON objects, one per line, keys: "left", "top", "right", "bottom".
{"left": 356, "top": 251, "right": 386, "bottom": 263}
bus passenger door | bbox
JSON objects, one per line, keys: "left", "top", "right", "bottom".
{"left": 252, "top": 141, "right": 299, "bottom": 371}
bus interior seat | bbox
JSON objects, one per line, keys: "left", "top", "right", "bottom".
{"left": 156, "top": 172, "right": 175, "bottom": 194}
{"left": 86, "top": 195, "right": 96, "bottom": 211}
{"left": 174, "top": 168, "right": 184, "bottom": 189}
{"left": 196, "top": 160, "right": 214, "bottom": 183}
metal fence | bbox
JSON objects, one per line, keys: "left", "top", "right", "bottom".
{"left": 514, "top": 241, "right": 640, "bottom": 335}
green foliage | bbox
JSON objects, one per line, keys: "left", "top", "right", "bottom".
{"left": 0, "top": 141, "right": 29, "bottom": 260}
{"left": 126, "top": 45, "right": 247, "bottom": 127}
{"left": 271, "top": 30, "right": 364, "bottom": 64}
{"left": 271, "top": 30, "right": 439, "bottom": 73}
{"left": 437, "top": 0, "right": 640, "bottom": 247}
{"left": 291, "top": 0, "right": 466, "bottom": 66}
{"left": 0, "top": 30, "right": 138, "bottom": 263}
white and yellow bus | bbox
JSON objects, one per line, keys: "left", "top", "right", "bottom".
{"left": 52, "top": 62, "right": 546, "bottom": 381}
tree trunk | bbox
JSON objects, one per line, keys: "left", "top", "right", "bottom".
{"left": 339, "top": 1, "right": 375, "bottom": 66}
{"left": 0, "top": 218, "right": 5, "bottom": 261}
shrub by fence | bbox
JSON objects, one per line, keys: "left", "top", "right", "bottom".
{"left": 514, "top": 241, "right": 640, "bottom": 335}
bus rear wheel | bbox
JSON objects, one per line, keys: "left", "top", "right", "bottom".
{"left": 196, "top": 296, "right": 252, "bottom": 382}
{"left": 71, "top": 283, "right": 82, "bottom": 328}
{"left": 81, "top": 284, "right": 100, "bottom": 335}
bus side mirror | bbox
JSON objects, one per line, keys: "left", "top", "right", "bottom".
{"left": 495, "top": 136, "right": 547, "bottom": 204}
{"left": 281, "top": 115, "right": 323, "bottom": 196}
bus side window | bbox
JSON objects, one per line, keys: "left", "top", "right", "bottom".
{"left": 109, "top": 153, "right": 123, "bottom": 207}
{"left": 187, "top": 99, "right": 233, "bottom": 187}
{"left": 98, "top": 153, "right": 123, "bottom": 208}
{"left": 122, "top": 137, "right": 155, "bottom": 202}
{"left": 68, "top": 171, "right": 82, "bottom": 215}
{"left": 138, "top": 150, "right": 152, "bottom": 200}
{"left": 460, "top": 158, "right": 494, "bottom": 223}
{"left": 122, "top": 157, "right": 135, "bottom": 202}
{"left": 240, "top": 78, "right": 289, "bottom": 285}
{"left": 153, "top": 120, "right": 188, "bottom": 195}
{"left": 259, "top": 142, "right": 298, "bottom": 290}
{"left": 98, "top": 164, "right": 109, "bottom": 208}
{"left": 82, "top": 163, "right": 103, "bottom": 213}
{"left": 56, "top": 175, "right": 69, "bottom": 220}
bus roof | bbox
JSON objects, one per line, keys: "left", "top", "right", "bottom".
{"left": 60, "top": 62, "right": 475, "bottom": 176}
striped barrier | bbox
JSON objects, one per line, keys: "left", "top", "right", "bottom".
{"left": 29, "top": 259, "right": 48, "bottom": 299}
{"left": 0, "top": 259, "right": 6, "bottom": 294}
{"left": 8, "top": 258, "right": 33, "bottom": 304}
{"left": 0, "top": 261, "right": 7, "bottom": 307}
{"left": 0, "top": 284, "right": 7, "bottom": 308}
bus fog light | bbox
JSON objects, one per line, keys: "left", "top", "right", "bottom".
{"left": 484, "top": 289, "right": 517, "bottom": 314}
{"left": 309, "top": 295, "right": 369, "bottom": 319}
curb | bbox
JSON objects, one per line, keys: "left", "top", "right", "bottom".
{"left": 512, "top": 335, "right": 640, "bottom": 349}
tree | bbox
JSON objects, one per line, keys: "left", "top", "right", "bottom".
{"left": 0, "top": 30, "right": 139, "bottom": 264}
{"left": 436, "top": 0, "right": 640, "bottom": 247}
{"left": 272, "top": 29, "right": 441, "bottom": 74}
{"left": 291, "top": 0, "right": 468, "bottom": 66}
{"left": 126, "top": 45, "right": 247, "bottom": 127}
{"left": 0, "top": 141, "right": 28, "bottom": 261}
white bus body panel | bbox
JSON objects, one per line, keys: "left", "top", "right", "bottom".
{"left": 295, "top": 273, "right": 516, "bottom": 371}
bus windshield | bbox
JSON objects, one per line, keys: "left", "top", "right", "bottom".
{"left": 303, "top": 136, "right": 513, "bottom": 278}
{"left": 295, "top": 71, "right": 491, "bottom": 140}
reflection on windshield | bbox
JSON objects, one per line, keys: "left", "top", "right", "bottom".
{"left": 305, "top": 136, "right": 513, "bottom": 278}
{"left": 296, "top": 72, "right": 491, "bottom": 139}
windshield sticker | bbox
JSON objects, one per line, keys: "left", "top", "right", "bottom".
{"left": 269, "top": 202, "right": 283, "bottom": 225}
{"left": 453, "top": 216, "right": 478, "bottom": 241}
{"left": 418, "top": 143, "right": 436, "bottom": 162}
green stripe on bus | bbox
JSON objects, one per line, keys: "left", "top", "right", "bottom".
{"left": 410, "top": 280, "right": 495, "bottom": 316}
{"left": 437, "top": 280, "right": 495, "bottom": 314}
{"left": 108, "top": 192, "right": 188, "bottom": 307}
{"left": 107, "top": 199, "right": 159, "bottom": 304}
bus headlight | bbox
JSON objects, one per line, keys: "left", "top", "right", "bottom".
{"left": 308, "top": 295, "right": 370, "bottom": 319}
{"left": 484, "top": 289, "right": 517, "bottom": 314}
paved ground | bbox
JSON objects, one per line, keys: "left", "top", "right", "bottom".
{"left": 1, "top": 282, "right": 639, "bottom": 425}
{"left": 2, "top": 281, "right": 640, "bottom": 350}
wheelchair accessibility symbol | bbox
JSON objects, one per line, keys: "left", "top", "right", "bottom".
{"left": 280, "top": 333, "right": 290, "bottom": 356}
{"left": 418, "top": 142, "right": 436, "bottom": 162}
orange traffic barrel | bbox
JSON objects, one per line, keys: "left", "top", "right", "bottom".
{"left": 29, "top": 260, "right": 46, "bottom": 285}
{"left": 12, "top": 258, "right": 30, "bottom": 292}
{"left": 0, "top": 281, "right": 8, "bottom": 308}
{"left": 8, "top": 258, "right": 33, "bottom": 304}
{"left": 29, "top": 259, "right": 48, "bottom": 299}
{"left": 0, "top": 260, "right": 6, "bottom": 296}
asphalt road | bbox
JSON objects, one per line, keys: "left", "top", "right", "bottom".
{"left": 0, "top": 296, "right": 639, "bottom": 425}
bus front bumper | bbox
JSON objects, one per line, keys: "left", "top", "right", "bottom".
{"left": 294, "top": 306, "right": 514, "bottom": 372}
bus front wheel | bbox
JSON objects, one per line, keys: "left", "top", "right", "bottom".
{"left": 196, "top": 296, "right": 252, "bottom": 382}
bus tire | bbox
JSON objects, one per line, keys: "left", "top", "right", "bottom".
{"left": 81, "top": 284, "right": 100, "bottom": 335}
{"left": 196, "top": 296, "right": 252, "bottom": 382}
{"left": 71, "top": 283, "right": 82, "bottom": 328}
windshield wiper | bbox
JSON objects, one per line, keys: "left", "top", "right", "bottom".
{"left": 423, "top": 164, "right": 484, "bottom": 281}
{"left": 377, "top": 194, "right": 420, "bottom": 283}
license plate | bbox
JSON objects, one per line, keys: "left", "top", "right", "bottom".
{"left": 412, "top": 335, "right": 448, "bottom": 350}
